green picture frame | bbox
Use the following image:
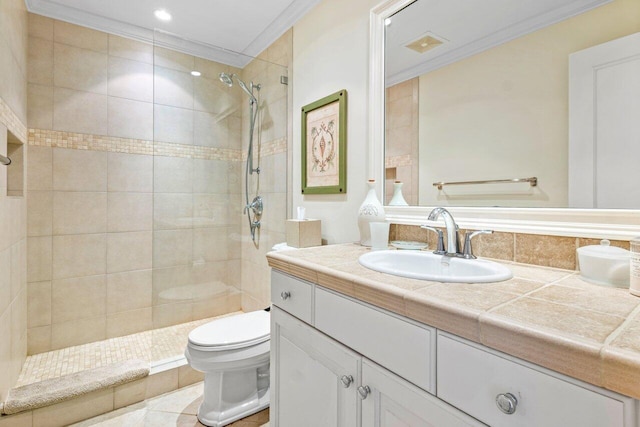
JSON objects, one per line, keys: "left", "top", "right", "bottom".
{"left": 301, "top": 89, "right": 347, "bottom": 194}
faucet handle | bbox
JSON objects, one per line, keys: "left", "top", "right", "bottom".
{"left": 462, "top": 230, "right": 493, "bottom": 259}
{"left": 420, "top": 225, "right": 446, "bottom": 255}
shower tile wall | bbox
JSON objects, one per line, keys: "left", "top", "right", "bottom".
{"left": 239, "top": 30, "right": 291, "bottom": 311}
{"left": 25, "top": 15, "right": 248, "bottom": 353}
{"left": 0, "top": 0, "right": 28, "bottom": 401}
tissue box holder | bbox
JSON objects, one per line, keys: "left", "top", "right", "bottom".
{"left": 286, "top": 219, "right": 321, "bottom": 248}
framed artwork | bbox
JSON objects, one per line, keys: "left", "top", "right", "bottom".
{"left": 301, "top": 90, "right": 347, "bottom": 194}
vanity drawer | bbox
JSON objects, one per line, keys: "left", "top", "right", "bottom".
{"left": 437, "top": 332, "right": 633, "bottom": 427}
{"left": 314, "top": 287, "right": 436, "bottom": 393}
{"left": 271, "top": 271, "right": 313, "bottom": 323}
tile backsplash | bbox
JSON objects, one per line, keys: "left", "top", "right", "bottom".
{"left": 390, "top": 224, "right": 630, "bottom": 271}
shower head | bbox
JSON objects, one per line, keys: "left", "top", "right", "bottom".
{"left": 218, "top": 72, "right": 257, "bottom": 103}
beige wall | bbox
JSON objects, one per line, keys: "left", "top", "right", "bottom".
{"left": 0, "top": 0, "right": 28, "bottom": 402}
{"left": 25, "top": 15, "right": 257, "bottom": 352}
{"left": 418, "top": 0, "right": 640, "bottom": 207}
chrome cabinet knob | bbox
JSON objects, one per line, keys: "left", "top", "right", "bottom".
{"left": 280, "top": 291, "right": 291, "bottom": 300}
{"left": 357, "top": 385, "right": 371, "bottom": 400}
{"left": 340, "top": 375, "right": 353, "bottom": 388}
{"left": 496, "top": 392, "right": 518, "bottom": 415}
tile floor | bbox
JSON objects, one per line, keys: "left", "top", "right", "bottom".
{"left": 18, "top": 313, "right": 242, "bottom": 386}
{"left": 70, "top": 382, "right": 269, "bottom": 427}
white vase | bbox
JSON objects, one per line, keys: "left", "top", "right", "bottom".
{"left": 358, "top": 180, "right": 386, "bottom": 246}
{"left": 389, "top": 181, "right": 408, "bottom": 206}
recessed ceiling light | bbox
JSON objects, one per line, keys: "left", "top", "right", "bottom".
{"left": 191, "top": 71, "right": 201, "bottom": 77}
{"left": 154, "top": 9, "right": 172, "bottom": 22}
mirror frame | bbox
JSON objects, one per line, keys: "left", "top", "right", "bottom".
{"left": 369, "top": 0, "right": 640, "bottom": 240}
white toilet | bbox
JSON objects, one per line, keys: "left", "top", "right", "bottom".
{"left": 185, "top": 310, "right": 271, "bottom": 427}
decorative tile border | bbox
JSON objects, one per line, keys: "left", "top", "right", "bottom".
{"left": 385, "top": 154, "right": 412, "bottom": 168}
{"left": 0, "top": 96, "right": 28, "bottom": 144}
{"left": 28, "top": 129, "right": 287, "bottom": 161}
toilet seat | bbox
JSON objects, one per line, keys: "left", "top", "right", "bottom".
{"left": 188, "top": 310, "right": 270, "bottom": 351}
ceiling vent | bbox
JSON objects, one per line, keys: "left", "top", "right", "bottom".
{"left": 405, "top": 32, "right": 446, "bottom": 54}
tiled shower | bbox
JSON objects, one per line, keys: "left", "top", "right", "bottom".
{"left": 24, "top": 15, "right": 289, "bottom": 355}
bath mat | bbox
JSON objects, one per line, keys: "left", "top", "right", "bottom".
{"left": 1, "top": 359, "right": 149, "bottom": 415}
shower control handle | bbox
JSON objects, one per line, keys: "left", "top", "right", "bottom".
{"left": 357, "top": 385, "right": 371, "bottom": 400}
{"left": 340, "top": 375, "right": 353, "bottom": 388}
{"left": 280, "top": 291, "right": 291, "bottom": 300}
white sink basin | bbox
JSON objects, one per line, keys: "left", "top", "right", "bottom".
{"left": 358, "top": 250, "right": 512, "bottom": 283}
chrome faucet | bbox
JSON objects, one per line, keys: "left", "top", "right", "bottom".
{"left": 427, "top": 207, "right": 460, "bottom": 256}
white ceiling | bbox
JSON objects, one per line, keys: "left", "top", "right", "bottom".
{"left": 385, "top": 0, "right": 612, "bottom": 86}
{"left": 25, "top": 0, "right": 321, "bottom": 67}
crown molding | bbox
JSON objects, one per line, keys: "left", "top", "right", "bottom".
{"left": 25, "top": 0, "right": 317, "bottom": 68}
{"left": 385, "top": 0, "right": 612, "bottom": 86}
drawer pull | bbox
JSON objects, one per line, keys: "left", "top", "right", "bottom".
{"left": 357, "top": 385, "right": 371, "bottom": 400}
{"left": 280, "top": 291, "right": 291, "bottom": 300}
{"left": 340, "top": 375, "right": 354, "bottom": 388}
{"left": 496, "top": 393, "right": 518, "bottom": 415}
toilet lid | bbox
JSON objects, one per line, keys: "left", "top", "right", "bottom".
{"left": 188, "top": 310, "right": 270, "bottom": 350}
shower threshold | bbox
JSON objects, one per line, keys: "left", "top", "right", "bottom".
{"left": 17, "top": 312, "right": 243, "bottom": 388}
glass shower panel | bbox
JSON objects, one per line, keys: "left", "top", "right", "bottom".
{"left": 150, "top": 30, "right": 288, "bottom": 360}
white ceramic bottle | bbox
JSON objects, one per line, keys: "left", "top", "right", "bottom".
{"left": 389, "top": 180, "right": 408, "bottom": 206}
{"left": 358, "top": 179, "right": 385, "bottom": 246}
{"left": 630, "top": 237, "right": 640, "bottom": 296}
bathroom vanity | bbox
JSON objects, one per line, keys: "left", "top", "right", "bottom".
{"left": 267, "top": 244, "right": 640, "bottom": 427}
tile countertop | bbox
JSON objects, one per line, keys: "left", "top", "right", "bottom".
{"left": 266, "top": 243, "right": 640, "bottom": 400}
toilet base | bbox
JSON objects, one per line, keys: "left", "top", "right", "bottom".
{"left": 196, "top": 366, "right": 270, "bottom": 427}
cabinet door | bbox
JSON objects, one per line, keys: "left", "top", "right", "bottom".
{"left": 361, "top": 359, "right": 486, "bottom": 427}
{"left": 271, "top": 307, "right": 360, "bottom": 427}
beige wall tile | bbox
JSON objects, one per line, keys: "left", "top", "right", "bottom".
{"left": 107, "top": 192, "right": 152, "bottom": 232}
{"left": 0, "top": 248, "right": 10, "bottom": 315}
{"left": 153, "top": 47, "right": 194, "bottom": 72}
{"left": 28, "top": 36, "right": 53, "bottom": 85}
{"left": 28, "top": 13, "right": 53, "bottom": 40}
{"left": 151, "top": 265, "right": 190, "bottom": 305}
{"left": 0, "top": 310, "right": 11, "bottom": 401}
{"left": 515, "top": 234, "right": 577, "bottom": 270}
{"left": 27, "top": 281, "right": 51, "bottom": 328}
{"left": 106, "top": 307, "right": 152, "bottom": 338}
{"left": 108, "top": 35, "right": 153, "bottom": 64}
{"left": 153, "top": 104, "right": 193, "bottom": 144}
{"left": 193, "top": 110, "right": 228, "bottom": 148}
{"left": 32, "top": 388, "right": 113, "bottom": 427}
{"left": 153, "top": 193, "right": 193, "bottom": 230}
{"left": 26, "top": 146, "right": 52, "bottom": 191}
{"left": 0, "top": 36, "right": 27, "bottom": 123}
{"left": 145, "top": 368, "right": 179, "bottom": 399}
{"left": 153, "top": 229, "right": 193, "bottom": 269}
{"left": 27, "top": 191, "right": 52, "bottom": 237}
{"left": 50, "top": 315, "right": 106, "bottom": 349}
{"left": 193, "top": 57, "right": 227, "bottom": 79}
{"left": 53, "top": 87, "right": 107, "bottom": 135}
{"left": 27, "top": 236, "right": 52, "bottom": 282}
{"left": 107, "top": 231, "right": 152, "bottom": 273}
{"left": 114, "top": 378, "right": 147, "bottom": 409}
{"left": 107, "top": 269, "right": 152, "bottom": 313}
{"left": 107, "top": 97, "right": 153, "bottom": 140}
{"left": 470, "top": 231, "right": 514, "bottom": 261}
{"left": 107, "top": 56, "right": 153, "bottom": 102}
{"left": 27, "top": 84, "right": 54, "bottom": 130}
{"left": 178, "top": 365, "right": 204, "bottom": 388}
{"left": 153, "top": 66, "right": 193, "bottom": 109}
{"left": 53, "top": 148, "right": 107, "bottom": 191}
{"left": 107, "top": 153, "right": 153, "bottom": 193}
{"left": 194, "top": 77, "right": 231, "bottom": 114}
{"left": 193, "top": 228, "right": 229, "bottom": 263}
{"left": 27, "top": 324, "right": 50, "bottom": 354}
{"left": 0, "top": 410, "right": 32, "bottom": 427}
{"left": 193, "top": 159, "right": 228, "bottom": 194}
{"left": 53, "top": 21, "right": 108, "bottom": 53}
{"left": 51, "top": 275, "right": 105, "bottom": 323}
{"left": 52, "top": 234, "right": 106, "bottom": 279}
{"left": 152, "top": 301, "right": 192, "bottom": 328}
{"left": 53, "top": 43, "right": 107, "bottom": 94}
{"left": 52, "top": 192, "right": 107, "bottom": 235}
{"left": 192, "top": 291, "right": 241, "bottom": 321}
{"left": 193, "top": 194, "right": 231, "bottom": 228}
{"left": 154, "top": 156, "right": 192, "bottom": 193}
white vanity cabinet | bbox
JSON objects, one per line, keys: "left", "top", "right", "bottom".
{"left": 270, "top": 270, "right": 638, "bottom": 427}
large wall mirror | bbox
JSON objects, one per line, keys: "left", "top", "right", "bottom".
{"left": 380, "top": 0, "right": 640, "bottom": 210}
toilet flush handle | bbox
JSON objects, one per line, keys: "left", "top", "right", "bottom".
{"left": 280, "top": 291, "right": 291, "bottom": 300}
